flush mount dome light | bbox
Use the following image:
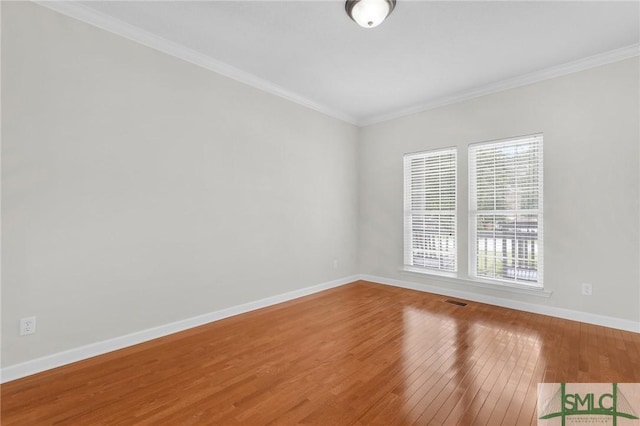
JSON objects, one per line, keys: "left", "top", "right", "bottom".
{"left": 345, "top": 0, "right": 396, "bottom": 28}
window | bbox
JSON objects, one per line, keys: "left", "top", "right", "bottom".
{"left": 404, "top": 148, "right": 457, "bottom": 274}
{"left": 469, "top": 134, "right": 543, "bottom": 287}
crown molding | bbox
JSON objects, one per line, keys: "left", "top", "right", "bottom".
{"left": 32, "top": 2, "right": 639, "bottom": 128}
{"left": 33, "top": 1, "right": 360, "bottom": 126}
{"left": 361, "top": 43, "right": 640, "bottom": 126}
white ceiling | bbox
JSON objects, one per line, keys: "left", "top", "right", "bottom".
{"left": 54, "top": 1, "right": 640, "bottom": 125}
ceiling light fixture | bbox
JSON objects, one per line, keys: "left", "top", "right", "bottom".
{"left": 345, "top": 0, "right": 396, "bottom": 28}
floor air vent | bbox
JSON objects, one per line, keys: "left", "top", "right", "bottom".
{"left": 444, "top": 300, "right": 467, "bottom": 307}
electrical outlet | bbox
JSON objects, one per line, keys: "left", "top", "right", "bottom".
{"left": 581, "top": 283, "right": 592, "bottom": 296}
{"left": 333, "top": 259, "right": 338, "bottom": 269}
{"left": 20, "top": 316, "right": 36, "bottom": 336}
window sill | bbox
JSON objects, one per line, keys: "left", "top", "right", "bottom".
{"left": 399, "top": 266, "right": 553, "bottom": 298}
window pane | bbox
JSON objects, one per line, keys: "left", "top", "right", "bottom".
{"left": 470, "top": 135, "right": 543, "bottom": 286}
{"left": 404, "top": 148, "right": 457, "bottom": 273}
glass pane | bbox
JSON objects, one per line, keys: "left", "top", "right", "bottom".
{"left": 411, "top": 213, "right": 456, "bottom": 272}
{"left": 476, "top": 214, "right": 539, "bottom": 283}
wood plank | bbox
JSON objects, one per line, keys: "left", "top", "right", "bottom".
{"left": 2, "top": 281, "right": 639, "bottom": 425}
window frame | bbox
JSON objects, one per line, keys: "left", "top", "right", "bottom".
{"left": 468, "top": 134, "right": 544, "bottom": 288}
{"left": 403, "top": 147, "right": 458, "bottom": 276}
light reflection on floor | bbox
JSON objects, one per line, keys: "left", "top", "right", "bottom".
{"left": 399, "top": 305, "right": 542, "bottom": 424}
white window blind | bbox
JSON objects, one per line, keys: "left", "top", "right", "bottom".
{"left": 469, "top": 134, "right": 543, "bottom": 286}
{"left": 404, "top": 148, "right": 457, "bottom": 273}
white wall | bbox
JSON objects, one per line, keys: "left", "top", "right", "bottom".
{"left": 1, "top": 2, "right": 359, "bottom": 367}
{"left": 359, "top": 58, "right": 640, "bottom": 323}
{"left": 3, "top": 1, "right": 639, "bottom": 373}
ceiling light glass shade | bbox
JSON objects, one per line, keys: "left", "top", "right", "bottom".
{"left": 346, "top": 0, "right": 396, "bottom": 28}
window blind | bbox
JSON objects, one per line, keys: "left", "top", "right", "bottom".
{"left": 404, "top": 148, "right": 457, "bottom": 273}
{"left": 469, "top": 134, "right": 543, "bottom": 286}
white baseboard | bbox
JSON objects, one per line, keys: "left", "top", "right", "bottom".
{"left": 360, "top": 274, "right": 640, "bottom": 334}
{"left": 4, "top": 273, "right": 637, "bottom": 383}
{"left": 0, "top": 275, "right": 359, "bottom": 383}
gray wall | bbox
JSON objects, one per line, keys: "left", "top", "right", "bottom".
{"left": 1, "top": 2, "right": 359, "bottom": 367}
{"left": 359, "top": 57, "right": 640, "bottom": 322}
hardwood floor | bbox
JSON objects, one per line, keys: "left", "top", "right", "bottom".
{"left": 2, "top": 280, "right": 640, "bottom": 425}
